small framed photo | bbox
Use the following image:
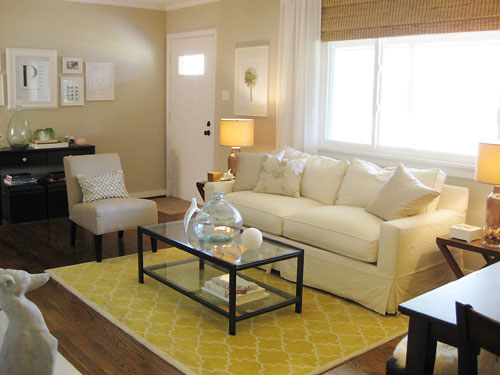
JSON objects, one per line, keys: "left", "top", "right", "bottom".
{"left": 62, "top": 57, "right": 83, "bottom": 74}
{"left": 61, "top": 75, "right": 84, "bottom": 106}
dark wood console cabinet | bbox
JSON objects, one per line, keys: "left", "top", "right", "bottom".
{"left": 0, "top": 145, "right": 95, "bottom": 224}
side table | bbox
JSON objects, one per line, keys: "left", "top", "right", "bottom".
{"left": 196, "top": 181, "right": 206, "bottom": 201}
{"left": 436, "top": 235, "right": 500, "bottom": 279}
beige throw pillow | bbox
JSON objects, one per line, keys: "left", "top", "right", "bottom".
{"left": 77, "top": 170, "right": 129, "bottom": 203}
{"left": 254, "top": 155, "right": 307, "bottom": 198}
{"left": 365, "top": 164, "right": 440, "bottom": 221}
{"left": 336, "top": 159, "right": 391, "bottom": 207}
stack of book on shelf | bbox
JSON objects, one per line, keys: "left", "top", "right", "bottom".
{"left": 202, "top": 274, "right": 269, "bottom": 306}
{"left": 46, "top": 171, "right": 66, "bottom": 183}
{"left": 28, "top": 139, "right": 69, "bottom": 149}
{"left": 4, "top": 173, "right": 37, "bottom": 186}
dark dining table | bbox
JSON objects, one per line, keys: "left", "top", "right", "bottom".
{"left": 399, "top": 261, "right": 500, "bottom": 375}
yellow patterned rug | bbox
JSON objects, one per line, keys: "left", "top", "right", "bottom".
{"left": 47, "top": 249, "right": 408, "bottom": 375}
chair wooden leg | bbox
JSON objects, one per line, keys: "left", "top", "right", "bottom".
{"left": 151, "top": 238, "right": 157, "bottom": 253}
{"left": 95, "top": 235, "right": 103, "bottom": 262}
{"left": 118, "top": 231, "right": 125, "bottom": 256}
{"left": 70, "top": 221, "right": 76, "bottom": 246}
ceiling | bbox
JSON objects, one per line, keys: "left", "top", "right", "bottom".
{"left": 64, "top": 0, "right": 220, "bottom": 11}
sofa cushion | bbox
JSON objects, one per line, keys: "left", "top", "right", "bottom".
{"left": 225, "top": 191, "right": 323, "bottom": 235}
{"left": 301, "top": 156, "right": 349, "bottom": 205}
{"left": 366, "top": 163, "right": 440, "bottom": 221}
{"left": 254, "top": 155, "right": 308, "bottom": 198}
{"left": 233, "top": 150, "right": 286, "bottom": 192}
{"left": 283, "top": 205, "right": 384, "bottom": 262}
{"left": 336, "top": 159, "right": 446, "bottom": 211}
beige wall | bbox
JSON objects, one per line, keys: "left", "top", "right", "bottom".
{"left": 0, "top": 0, "right": 166, "bottom": 196}
{"left": 166, "top": 0, "right": 280, "bottom": 172}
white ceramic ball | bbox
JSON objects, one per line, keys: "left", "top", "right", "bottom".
{"left": 241, "top": 228, "right": 263, "bottom": 249}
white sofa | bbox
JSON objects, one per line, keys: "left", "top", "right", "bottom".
{"left": 205, "top": 148, "right": 469, "bottom": 314}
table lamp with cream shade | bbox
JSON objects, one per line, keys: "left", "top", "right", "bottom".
{"left": 475, "top": 141, "right": 500, "bottom": 247}
{"left": 219, "top": 118, "right": 254, "bottom": 176}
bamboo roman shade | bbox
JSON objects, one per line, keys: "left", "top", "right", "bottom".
{"left": 322, "top": 0, "right": 500, "bottom": 42}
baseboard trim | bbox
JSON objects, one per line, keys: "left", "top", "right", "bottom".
{"left": 129, "top": 189, "right": 167, "bottom": 199}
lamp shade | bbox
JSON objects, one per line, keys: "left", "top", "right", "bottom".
{"left": 220, "top": 119, "right": 254, "bottom": 147}
{"left": 476, "top": 141, "right": 500, "bottom": 185}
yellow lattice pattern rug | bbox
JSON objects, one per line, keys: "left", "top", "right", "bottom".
{"left": 47, "top": 249, "right": 408, "bottom": 375}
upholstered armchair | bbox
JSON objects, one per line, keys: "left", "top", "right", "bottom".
{"left": 63, "top": 153, "right": 158, "bottom": 262}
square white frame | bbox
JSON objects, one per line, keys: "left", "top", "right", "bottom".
{"left": 6, "top": 48, "right": 58, "bottom": 110}
{"left": 62, "top": 57, "right": 83, "bottom": 74}
{"left": 86, "top": 62, "right": 114, "bottom": 101}
{"left": 61, "top": 75, "right": 84, "bottom": 106}
{"left": 234, "top": 45, "right": 268, "bottom": 117}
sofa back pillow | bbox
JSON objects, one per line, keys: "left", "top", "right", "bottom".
{"left": 336, "top": 159, "right": 391, "bottom": 207}
{"left": 366, "top": 164, "right": 440, "bottom": 221}
{"left": 254, "top": 155, "right": 307, "bottom": 198}
{"left": 232, "top": 152, "right": 267, "bottom": 192}
{"left": 233, "top": 150, "right": 286, "bottom": 192}
{"left": 301, "top": 156, "right": 350, "bottom": 205}
{"left": 336, "top": 159, "right": 446, "bottom": 209}
{"left": 279, "top": 145, "right": 310, "bottom": 160}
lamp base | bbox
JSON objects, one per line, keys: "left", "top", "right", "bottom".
{"left": 228, "top": 147, "right": 240, "bottom": 176}
{"left": 482, "top": 186, "right": 500, "bottom": 248}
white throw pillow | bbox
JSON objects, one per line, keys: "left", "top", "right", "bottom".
{"left": 254, "top": 155, "right": 307, "bottom": 198}
{"left": 365, "top": 164, "right": 440, "bottom": 221}
{"left": 301, "top": 156, "right": 350, "bottom": 205}
{"left": 77, "top": 170, "right": 129, "bottom": 203}
{"left": 336, "top": 159, "right": 391, "bottom": 207}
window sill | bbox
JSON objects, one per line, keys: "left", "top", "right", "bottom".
{"left": 318, "top": 146, "right": 476, "bottom": 180}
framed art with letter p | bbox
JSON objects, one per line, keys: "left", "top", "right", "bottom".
{"left": 6, "top": 48, "right": 58, "bottom": 110}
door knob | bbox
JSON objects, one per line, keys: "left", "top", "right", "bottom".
{"left": 204, "top": 130, "right": 211, "bottom": 136}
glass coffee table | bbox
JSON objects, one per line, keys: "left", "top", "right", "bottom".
{"left": 137, "top": 220, "right": 304, "bottom": 335}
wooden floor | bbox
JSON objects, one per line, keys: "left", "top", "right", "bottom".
{"left": 0, "top": 197, "right": 402, "bottom": 375}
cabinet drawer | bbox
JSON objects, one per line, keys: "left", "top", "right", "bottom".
{"left": 0, "top": 152, "right": 47, "bottom": 167}
{"left": 47, "top": 149, "right": 90, "bottom": 164}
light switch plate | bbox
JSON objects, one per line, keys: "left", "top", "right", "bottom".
{"left": 221, "top": 90, "right": 229, "bottom": 101}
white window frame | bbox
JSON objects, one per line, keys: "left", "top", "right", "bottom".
{"left": 318, "top": 32, "right": 500, "bottom": 178}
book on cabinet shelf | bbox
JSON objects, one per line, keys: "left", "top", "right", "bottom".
{"left": 28, "top": 141, "right": 69, "bottom": 149}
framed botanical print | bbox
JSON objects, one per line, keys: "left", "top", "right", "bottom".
{"left": 234, "top": 45, "right": 268, "bottom": 117}
{"left": 6, "top": 48, "right": 58, "bottom": 109}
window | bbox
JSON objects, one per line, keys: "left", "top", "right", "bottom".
{"left": 178, "top": 54, "right": 204, "bottom": 76}
{"left": 324, "top": 31, "right": 500, "bottom": 163}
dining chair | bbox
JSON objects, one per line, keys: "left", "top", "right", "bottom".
{"left": 63, "top": 153, "right": 158, "bottom": 262}
{"left": 456, "top": 301, "right": 500, "bottom": 375}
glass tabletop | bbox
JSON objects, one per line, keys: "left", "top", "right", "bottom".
{"left": 140, "top": 220, "right": 303, "bottom": 267}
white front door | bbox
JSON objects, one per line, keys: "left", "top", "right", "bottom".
{"left": 166, "top": 30, "right": 216, "bottom": 201}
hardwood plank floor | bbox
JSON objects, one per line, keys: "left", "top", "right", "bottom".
{"left": 0, "top": 197, "right": 402, "bottom": 375}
